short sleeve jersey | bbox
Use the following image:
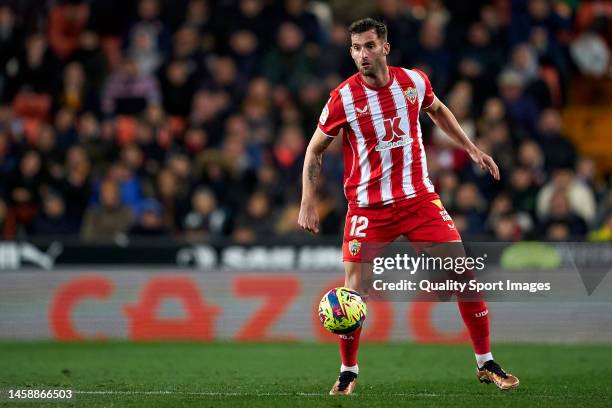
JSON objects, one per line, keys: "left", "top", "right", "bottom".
{"left": 316, "top": 66, "right": 437, "bottom": 207}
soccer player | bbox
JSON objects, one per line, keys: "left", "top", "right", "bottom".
{"left": 298, "top": 18, "right": 519, "bottom": 395}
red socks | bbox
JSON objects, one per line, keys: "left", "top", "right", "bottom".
{"left": 338, "top": 326, "right": 362, "bottom": 367}
{"left": 458, "top": 300, "right": 491, "bottom": 355}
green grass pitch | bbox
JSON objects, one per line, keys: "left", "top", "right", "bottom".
{"left": 0, "top": 342, "right": 611, "bottom": 407}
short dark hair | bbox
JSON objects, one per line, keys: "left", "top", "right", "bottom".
{"left": 348, "top": 18, "right": 388, "bottom": 41}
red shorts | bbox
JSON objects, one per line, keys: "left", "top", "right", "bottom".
{"left": 342, "top": 192, "right": 461, "bottom": 263}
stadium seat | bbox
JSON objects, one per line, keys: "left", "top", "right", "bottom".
{"left": 562, "top": 106, "right": 612, "bottom": 172}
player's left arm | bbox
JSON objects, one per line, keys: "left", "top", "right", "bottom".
{"left": 423, "top": 97, "right": 500, "bottom": 180}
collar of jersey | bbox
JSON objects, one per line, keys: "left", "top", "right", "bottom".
{"left": 357, "top": 66, "right": 395, "bottom": 91}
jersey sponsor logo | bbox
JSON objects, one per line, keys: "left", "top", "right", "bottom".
{"left": 319, "top": 99, "right": 330, "bottom": 124}
{"left": 376, "top": 116, "right": 410, "bottom": 151}
{"left": 348, "top": 239, "right": 361, "bottom": 256}
{"left": 404, "top": 87, "right": 417, "bottom": 104}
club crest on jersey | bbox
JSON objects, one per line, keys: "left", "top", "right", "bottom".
{"left": 348, "top": 239, "right": 361, "bottom": 256}
{"left": 404, "top": 87, "right": 417, "bottom": 104}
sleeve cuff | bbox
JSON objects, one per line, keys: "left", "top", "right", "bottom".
{"left": 317, "top": 125, "right": 338, "bottom": 138}
{"left": 422, "top": 95, "right": 436, "bottom": 110}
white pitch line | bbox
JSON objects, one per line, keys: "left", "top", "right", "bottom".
{"left": 74, "top": 391, "right": 442, "bottom": 397}
{"left": 71, "top": 390, "right": 610, "bottom": 399}
{"left": 74, "top": 391, "right": 325, "bottom": 397}
{"left": 73, "top": 391, "right": 448, "bottom": 398}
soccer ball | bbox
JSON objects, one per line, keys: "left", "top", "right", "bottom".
{"left": 318, "top": 287, "right": 367, "bottom": 334}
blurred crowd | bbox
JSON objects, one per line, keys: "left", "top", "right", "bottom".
{"left": 0, "top": 0, "right": 611, "bottom": 243}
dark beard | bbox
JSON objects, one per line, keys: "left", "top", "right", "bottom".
{"left": 359, "top": 63, "right": 376, "bottom": 77}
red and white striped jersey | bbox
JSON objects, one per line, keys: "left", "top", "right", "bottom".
{"left": 318, "top": 66, "right": 436, "bottom": 207}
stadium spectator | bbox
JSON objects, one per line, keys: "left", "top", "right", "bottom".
{"left": 7, "top": 150, "right": 46, "bottom": 232}
{"left": 516, "top": 139, "right": 546, "bottom": 185}
{"left": 81, "top": 178, "right": 133, "bottom": 241}
{"left": 219, "top": 0, "right": 272, "bottom": 50}
{"left": 497, "top": 69, "right": 539, "bottom": 135}
{"left": 436, "top": 170, "right": 459, "bottom": 210}
{"left": 241, "top": 77, "right": 275, "bottom": 148}
{"left": 101, "top": 56, "right": 161, "bottom": 116}
{"left": 545, "top": 220, "right": 571, "bottom": 241}
{"left": 408, "top": 17, "right": 450, "bottom": 93}
{"left": 126, "top": 25, "right": 163, "bottom": 76}
{"left": 318, "top": 21, "right": 353, "bottom": 80}
{"left": 509, "top": 166, "right": 539, "bottom": 217}
{"left": 55, "top": 61, "right": 98, "bottom": 112}
{"left": 575, "top": 156, "right": 599, "bottom": 195}
{"left": 460, "top": 137, "right": 500, "bottom": 201}
{"left": 76, "top": 112, "right": 114, "bottom": 175}
{"left": 0, "top": 0, "right": 607, "bottom": 243}
{"left": 54, "top": 107, "right": 79, "bottom": 148}
{"left": 71, "top": 30, "right": 108, "bottom": 97}
{"left": 36, "top": 124, "right": 63, "bottom": 183}
{"left": 0, "top": 5, "right": 23, "bottom": 101}
{"left": 538, "top": 189, "right": 588, "bottom": 238}
{"left": 171, "top": 24, "right": 206, "bottom": 71}
{"left": 189, "top": 89, "right": 228, "bottom": 145}
{"left": 127, "top": 0, "right": 171, "bottom": 58}
{"left": 492, "top": 214, "right": 523, "bottom": 241}
{"left": 536, "top": 108, "right": 576, "bottom": 171}
{"left": 457, "top": 22, "right": 504, "bottom": 104}
{"left": 31, "top": 190, "right": 77, "bottom": 236}
{"left": 507, "top": 43, "right": 552, "bottom": 109}
{"left": 537, "top": 168, "right": 596, "bottom": 226}
{"left": 273, "top": 124, "right": 306, "bottom": 186}
{"left": 47, "top": 0, "right": 89, "bottom": 60}
{"left": 280, "top": 0, "right": 323, "bottom": 51}
{"left": 263, "top": 21, "right": 315, "bottom": 95}
{"left": 484, "top": 121, "right": 515, "bottom": 173}
{"left": 0, "top": 131, "right": 17, "bottom": 195}
{"left": 61, "top": 145, "right": 92, "bottom": 227}
{"left": 182, "top": 187, "right": 226, "bottom": 241}
{"left": 4, "top": 33, "right": 60, "bottom": 100}
{"left": 156, "top": 168, "right": 188, "bottom": 232}
{"left": 509, "top": 0, "right": 572, "bottom": 71}
{"left": 232, "top": 190, "right": 275, "bottom": 243}
{"left": 183, "top": 0, "right": 214, "bottom": 41}
{"left": 453, "top": 183, "right": 487, "bottom": 237}
{"left": 375, "top": 0, "right": 416, "bottom": 67}
{"left": 478, "top": 97, "right": 507, "bottom": 136}
{"left": 158, "top": 59, "right": 196, "bottom": 117}
{"left": 129, "top": 198, "right": 170, "bottom": 237}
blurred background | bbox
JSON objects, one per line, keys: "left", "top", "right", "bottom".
{"left": 0, "top": 0, "right": 610, "bottom": 245}
{"left": 0, "top": 0, "right": 611, "bottom": 347}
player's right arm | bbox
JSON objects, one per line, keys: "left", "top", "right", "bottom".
{"left": 299, "top": 91, "right": 346, "bottom": 234}
{"left": 298, "top": 129, "right": 334, "bottom": 234}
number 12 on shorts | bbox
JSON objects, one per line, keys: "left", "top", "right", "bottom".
{"left": 349, "top": 215, "right": 368, "bottom": 237}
